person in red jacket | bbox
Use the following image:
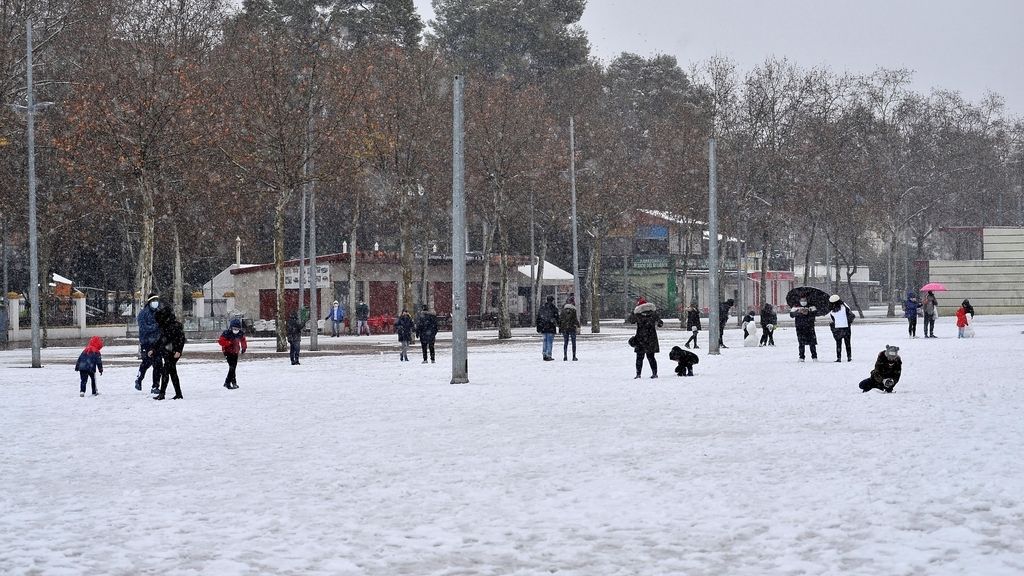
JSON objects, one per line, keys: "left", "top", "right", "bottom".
{"left": 955, "top": 303, "right": 971, "bottom": 338}
{"left": 75, "top": 336, "right": 104, "bottom": 397}
{"left": 218, "top": 318, "right": 247, "bottom": 389}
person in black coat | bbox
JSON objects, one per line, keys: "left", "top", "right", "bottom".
{"left": 718, "top": 299, "right": 734, "bottom": 348}
{"left": 627, "top": 298, "right": 663, "bottom": 378}
{"left": 135, "top": 292, "right": 163, "bottom": 394}
{"left": 684, "top": 302, "right": 701, "bottom": 349}
{"left": 669, "top": 345, "right": 699, "bottom": 377}
{"left": 415, "top": 305, "right": 439, "bottom": 363}
{"left": 395, "top": 309, "right": 414, "bottom": 361}
{"left": 286, "top": 310, "right": 306, "bottom": 365}
{"left": 152, "top": 307, "right": 187, "bottom": 400}
{"left": 859, "top": 345, "right": 902, "bottom": 393}
{"left": 789, "top": 296, "right": 818, "bottom": 361}
{"left": 961, "top": 299, "right": 975, "bottom": 319}
{"left": 759, "top": 303, "right": 777, "bottom": 346}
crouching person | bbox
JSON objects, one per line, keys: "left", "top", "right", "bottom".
{"left": 668, "top": 345, "right": 699, "bottom": 377}
{"left": 859, "top": 345, "right": 902, "bottom": 393}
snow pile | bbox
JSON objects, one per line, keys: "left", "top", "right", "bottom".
{"left": 2, "top": 315, "right": 1023, "bottom": 574}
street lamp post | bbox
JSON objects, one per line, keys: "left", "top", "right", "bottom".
{"left": 13, "top": 18, "right": 53, "bottom": 368}
{"left": 569, "top": 117, "right": 581, "bottom": 312}
{"left": 450, "top": 75, "right": 468, "bottom": 384}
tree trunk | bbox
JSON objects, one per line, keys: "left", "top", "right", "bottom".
{"left": 535, "top": 234, "right": 547, "bottom": 303}
{"left": 480, "top": 219, "right": 493, "bottom": 315}
{"left": 420, "top": 242, "right": 429, "bottom": 309}
{"left": 274, "top": 192, "right": 289, "bottom": 352}
{"left": 399, "top": 196, "right": 414, "bottom": 315}
{"left": 886, "top": 230, "right": 897, "bottom": 317}
{"left": 802, "top": 223, "right": 817, "bottom": 286}
{"left": 759, "top": 230, "right": 770, "bottom": 308}
{"left": 134, "top": 177, "right": 156, "bottom": 307}
{"left": 590, "top": 234, "right": 601, "bottom": 333}
{"left": 173, "top": 222, "right": 183, "bottom": 318}
{"left": 496, "top": 222, "right": 512, "bottom": 339}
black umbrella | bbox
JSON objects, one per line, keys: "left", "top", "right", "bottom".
{"left": 785, "top": 286, "right": 831, "bottom": 317}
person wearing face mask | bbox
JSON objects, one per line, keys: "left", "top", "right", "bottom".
{"left": 134, "top": 292, "right": 163, "bottom": 394}
{"left": 218, "top": 318, "right": 247, "bottom": 389}
{"left": 859, "top": 345, "right": 902, "bottom": 393}
{"left": 789, "top": 297, "right": 818, "bottom": 362}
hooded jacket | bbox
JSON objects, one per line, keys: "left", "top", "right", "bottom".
{"left": 155, "top": 308, "right": 187, "bottom": 356}
{"left": 903, "top": 293, "right": 920, "bottom": 319}
{"left": 137, "top": 305, "right": 161, "bottom": 349}
{"left": 396, "top": 312, "right": 415, "bottom": 342}
{"left": 760, "top": 304, "right": 777, "bottom": 328}
{"left": 558, "top": 303, "right": 580, "bottom": 334}
{"left": 871, "top": 350, "right": 902, "bottom": 384}
{"left": 627, "top": 302, "right": 663, "bottom": 353}
{"left": 75, "top": 336, "right": 104, "bottom": 374}
{"left": 218, "top": 318, "right": 247, "bottom": 355}
{"left": 416, "top": 309, "right": 439, "bottom": 342}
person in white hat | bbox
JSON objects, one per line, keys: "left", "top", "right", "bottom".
{"left": 828, "top": 294, "right": 854, "bottom": 362}
{"left": 326, "top": 300, "right": 345, "bottom": 337}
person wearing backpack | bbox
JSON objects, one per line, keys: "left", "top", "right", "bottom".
{"left": 536, "top": 295, "right": 559, "bottom": 361}
{"left": 828, "top": 294, "right": 854, "bottom": 362}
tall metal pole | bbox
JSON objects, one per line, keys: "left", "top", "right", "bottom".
{"left": 298, "top": 188, "right": 306, "bottom": 309}
{"left": 450, "top": 75, "right": 468, "bottom": 384}
{"left": 569, "top": 116, "right": 581, "bottom": 308}
{"left": 708, "top": 138, "right": 721, "bottom": 355}
{"left": 307, "top": 108, "right": 319, "bottom": 351}
{"left": 26, "top": 19, "right": 41, "bottom": 367}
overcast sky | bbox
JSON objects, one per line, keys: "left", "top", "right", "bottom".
{"left": 413, "top": 0, "right": 1024, "bottom": 116}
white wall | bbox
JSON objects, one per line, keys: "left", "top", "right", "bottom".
{"left": 927, "top": 259, "right": 1024, "bottom": 314}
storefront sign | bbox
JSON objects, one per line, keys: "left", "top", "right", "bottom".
{"left": 284, "top": 265, "right": 331, "bottom": 289}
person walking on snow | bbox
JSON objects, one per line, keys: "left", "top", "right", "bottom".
{"left": 415, "top": 305, "right": 438, "bottom": 363}
{"left": 218, "top": 318, "right": 246, "bottom": 389}
{"left": 135, "top": 292, "right": 163, "bottom": 394}
{"left": 152, "top": 307, "right": 186, "bottom": 400}
{"left": 684, "top": 301, "right": 701, "bottom": 349}
{"left": 559, "top": 295, "right": 581, "bottom": 361}
{"left": 859, "top": 345, "right": 902, "bottom": 393}
{"left": 790, "top": 296, "right": 819, "bottom": 362}
{"left": 355, "top": 300, "right": 370, "bottom": 336}
{"left": 536, "top": 295, "right": 559, "bottom": 361}
{"left": 75, "top": 336, "right": 104, "bottom": 397}
{"left": 395, "top": 309, "right": 414, "bottom": 361}
{"left": 286, "top": 310, "right": 306, "bottom": 365}
{"left": 718, "top": 298, "right": 734, "bottom": 348}
{"left": 627, "top": 297, "right": 663, "bottom": 378}
{"left": 903, "top": 291, "right": 920, "bottom": 338}
{"left": 759, "top": 303, "right": 777, "bottom": 347}
{"left": 828, "top": 294, "right": 854, "bottom": 362}
{"left": 922, "top": 291, "right": 939, "bottom": 338}
{"left": 326, "top": 300, "right": 345, "bottom": 337}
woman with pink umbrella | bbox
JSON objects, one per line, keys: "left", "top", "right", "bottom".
{"left": 920, "top": 282, "right": 946, "bottom": 338}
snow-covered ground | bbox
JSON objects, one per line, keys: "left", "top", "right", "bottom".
{"left": 2, "top": 314, "right": 1023, "bottom": 575}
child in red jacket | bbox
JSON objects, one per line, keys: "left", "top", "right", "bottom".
{"left": 955, "top": 304, "right": 970, "bottom": 338}
{"left": 218, "top": 318, "right": 247, "bottom": 389}
{"left": 74, "top": 336, "right": 104, "bottom": 397}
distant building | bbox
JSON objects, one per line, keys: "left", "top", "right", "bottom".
{"left": 792, "top": 264, "right": 882, "bottom": 307}
{"left": 924, "top": 227, "right": 1024, "bottom": 314}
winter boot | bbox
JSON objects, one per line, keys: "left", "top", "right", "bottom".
{"left": 154, "top": 394, "right": 165, "bottom": 400}
{"left": 80, "top": 392, "right": 85, "bottom": 397}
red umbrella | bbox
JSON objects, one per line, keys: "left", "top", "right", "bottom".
{"left": 920, "top": 282, "right": 947, "bottom": 292}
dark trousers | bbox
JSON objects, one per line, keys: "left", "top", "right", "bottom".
{"left": 562, "top": 332, "right": 577, "bottom": 359}
{"left": 907, "top": 316, "right": 917, "bottom": 336}
{"left": 833, "top": 328, "right": 851, "bottom": 360}
{"left": 421, "top": 339, "right": 435, "bottom": 362}
{"left": 137, "top": 347, "right": 162, "bottom": 388}
{"left": 799, "top": 343, "right": 817, "bottom": 360}
{"left": 225, "top": 354, "right": 238, "bottom": 385}
{"left": 685, "top": 330, "right": 698, "bottom": 348}
{"left": 79, "top": 371, "right": 97, "bottom": 394}
{"left": 923, "top": 313, "right": 935, "bottom": 336}
{"left": 675, "top": 362, "right": 694, "bottom": 376}
{"left": 859, "top": 377, "right": 885, "bottom": 392}
{"left": 159, "top": 356, "right": 182, "bottom": 398}
{"left": 635, "top": 350, "right": 657, "bottom": 376}
{"left": 759, "top": 326, "right": 775, "bottom": 346}
{"left": 718, "top": 321, "right": 728, "bottom": 345}
{"left": 289, "top": 340, "right": 300, "bottom": 364}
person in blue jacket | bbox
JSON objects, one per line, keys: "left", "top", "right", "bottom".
{"left": 903, "top": 291, "right": 920, "bottom": 338}
{"left": 326, "top": 300, "right": 346, "bottom": 337}
{"left": 135, "top": 292, "right": 163, "bottom": 394}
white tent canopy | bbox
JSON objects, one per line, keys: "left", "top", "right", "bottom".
{"left": 516, "top": 260, "right": 574, "bottom": 286}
